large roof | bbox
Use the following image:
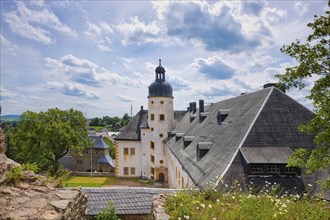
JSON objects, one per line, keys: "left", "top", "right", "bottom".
{"left": 97, "top": 155, "right": 115, "bottom": 167}
{"left": 167, "top": 87, "right": 315, "bottom": 189}
{"left": 115, "top": 110, "right": 186, "bottom": 141}
{"left": 83, "top": 188, "right": 178, "bottom": 215}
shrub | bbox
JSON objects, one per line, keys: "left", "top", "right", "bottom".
{"left": 95, "top": 202, "right": 121, "bottom": 220}
{"left": 6, "top": 166, "right": 23, "bottom": 183}
{"left": 22, "top": 163, "right": 39, "bottom": 173}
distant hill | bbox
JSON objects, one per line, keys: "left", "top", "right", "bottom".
{"left": 1, "top": 115, "right": 20, "bottom": 122}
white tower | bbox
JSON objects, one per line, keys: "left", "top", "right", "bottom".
{"left": 141, "top": 59, "right": 175, "bottom": 182}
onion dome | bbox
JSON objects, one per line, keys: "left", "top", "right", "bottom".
{"left": 148, "top": 59, "right": 173, "bottom": 98}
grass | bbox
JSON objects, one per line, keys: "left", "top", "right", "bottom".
{"left": 88, "top": 126, "right": 105, "bottom": 132}
{"left": 63, "top": 176, "right": 156, "bottom": 188}
{"left": 165, "top": 181, "right": 330, "bottom": 220}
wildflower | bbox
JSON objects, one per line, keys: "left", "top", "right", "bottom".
{"left": 196, "top": 207, "right": 199, "bottom": 210}
{"left": 282, "top": 203, "right": 287, "bottom": 208}
{"left": 208, "top": 204, "right": 212, "bottom": 209}
{"left": 214, "top": 189, "right": 217, "bottom": 192}
{"left": 184, "top": 215, "right": 190, "bottom": 219}
{"left": 216, "top": 199, "right": 220, "bottom": 203}
{"left": 231, "top": 196, "right": 235, "bottom": 200}
{"left": 213, "top": 218, "right": 217, "bottom": 220}
{"left": 178, "top": 218, "right": 181, "bottom": 220}
{"left": 200, "top": 204, "right": 205, "bottom": 208}
{"left": 225, "top": 184, "right": 228, "bottom": 188}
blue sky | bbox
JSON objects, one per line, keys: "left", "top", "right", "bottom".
{"left": 0, "top": 1, "right": 328, "bottom": 117}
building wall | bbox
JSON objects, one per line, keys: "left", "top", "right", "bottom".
{"left": 116, "top": 140, "right": 141, "bottom": 177}
{"left": 72, "top": 148, "right": 110, "bottom": 172}
{"left": 166, "top": 146, "right": 195, "bottom": 189}
{"left": 143, "top": 96, "right": 176, "bottom": 182}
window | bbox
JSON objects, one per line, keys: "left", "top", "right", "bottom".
{"left": 130, "top": 167, "right": 136, "bottom": 175}
{"left": 159, "top": 133, "right": 163, "bottom": 138}
{"left": 150, "top": 114, "right": 155, "bottom": 120}
{"left": 151, "top": 127, "right": 154, "bottom": 131}
{"left": 159, "top": 114, "right": 165, "bottom": 121}
{"left": 151, "top": 167, "right": 155, "bottom": 174}
{"left": 268, "top": 165, "right": 280, "bottom": 175}
{"left": 151, "top": 101, "right": 154, "bottom": 104}
{"left": 124, "top": 148, "right": 129, "bottom": 155}
{"left": 285, "top": 166, "right": 297, "bottom": 174}
{"left": 130, "top": 148, "right": 135, "bottom": 156}
{"left": 160, "top": 160, "right": 163, "bottom": 164}
{"left": 150, "top": 141, "right": 155, "bottom": 150}
{"left": 182, "top": 177, "right": 185, "bottom": 188}
{"left": 250, "top": 164, "right": 264, "bottom": 174}
{"left": 150, "top": 154, "right": 155, "bottom": 163}
{"left": 160, "top": 100, "right": 164, "bottom": 104}
{"left": 124, "top": 167, "right": 129, "bottom": 175}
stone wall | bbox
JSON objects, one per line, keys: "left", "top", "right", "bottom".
{"left": 152, "top": 194, "right": 169, "bottom": 220}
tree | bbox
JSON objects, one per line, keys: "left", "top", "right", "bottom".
{"left": 276, "top": 4, "right": 330, "bottom": 189}
{"left": 120, "top": 113, "right": 132, "bottom": 127}
{"left": 13, "top": 108, "right": 93, "bottom": 173}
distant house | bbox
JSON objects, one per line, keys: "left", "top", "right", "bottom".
{"left": 60, "top": 136, "right": 115, "bottom": 173}
{"left": 115, "top": 61, "right": 329, "bottom": 198}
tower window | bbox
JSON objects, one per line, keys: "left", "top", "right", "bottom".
{"left": 159, "top": 133, "right": 163, "bottom": 138}
{"left": 151, "top": 167, "right": 155, "bottom": 174}
{"left": 150, "top": 141, "right": 155, "bottom": 150}
{"left": 150, "top": 154, "right": 155, "bottom": 163}
{"left": 130, "top": 148, "right": 135, "bottom": 156}
{"left": 160, "top": 160, "right": 163, "bottom": 164}
{"left": 151, "top": 127, "right": 154, "bottom": 131}
{"left": 151, "top": 101, "right": 154, "bottom": 104}
{"left": 159, "top": 114, "right": 165, "bottom": 121}
{"left": 130, "top": 167, "right": 136, "bottom": 175}
{"left": 150, "top": 114, "right": 154, "bottom": 120}
{"left": 160, "top": 100, "right": 164, "bottom": 104}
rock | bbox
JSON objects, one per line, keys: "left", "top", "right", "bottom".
{"left": 25, "top": 198, "right": 48, "bottom": 209}
{"left": 42, "top": 210, "right": 61, "bottom": 220}
{"left": 50, "top": 200, "right": 70, "bottom": 210}
{"left": 55, "top": 190, "right": 79, "bottom": 200}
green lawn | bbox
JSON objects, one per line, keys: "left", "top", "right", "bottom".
{"left": 63, "top": 176, "right": 157, "bottom": 188}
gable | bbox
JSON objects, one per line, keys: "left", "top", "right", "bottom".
{"left": 242, "top": 88, "right": 315, "bottom": 151}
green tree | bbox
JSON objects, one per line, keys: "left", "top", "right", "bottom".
{"left": 95, "top": 202, "right": 120, "bottom": 220}
{"left": 276, "top": 4, "right": 330, "bottom": 189}
{"left": 120, "top": 113, "right": 132, "bottom": 127}
{"left": 4, "top": 124, "right": 16, "bottom": 160}
{"left": 90, "top": 117, "right": 102, "bottom": 126}
{"left": 13, "top": 108, "right": 93, "bottom": 173}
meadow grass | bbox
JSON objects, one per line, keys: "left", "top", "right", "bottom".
{"left": 64, "top": 176, "right": 155, "bottom": 187}
{"left": 165, "top": 181, "right": 330, "bottom": 220}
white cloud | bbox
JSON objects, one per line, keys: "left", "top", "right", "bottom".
{"left": 84, "top": 20, "right": 113, "bottom": 51}
{"left": 4, "top": 2, "right": 76, "bottom": 44}
{"left": 1, "top": 87, "right": 17, "bottom": 100}
{"left": 294, "top": 2, "right": 309, "bottom": 16}
{"left": 46, "top": 81, "right": 100, "bottom": 100}
{"left": 0, "top": 34, "right": 18, "bottom": 54}
{"left": 29, "top": 0, "right": 45, "bottom": 7}
{"left": 116, "top": 95, "right": 135, "bottom": 103}
{"left": 116, "top": 16, "right": 162, "bottom": 46}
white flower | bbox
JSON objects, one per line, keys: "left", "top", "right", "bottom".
{"left": 200, "top": 204, "right": 205, "bottom": 208}
{"left": 184, "top": 215, "right": 190, "bottom": 220}
{"left": 178, "top": 218, "right": 181, "bottom": 220}
{"left": 216, "top": 199, "right": 220, "bottom": 203}
{"left": 208, "top": 204, "right": 212, "bottom": 208}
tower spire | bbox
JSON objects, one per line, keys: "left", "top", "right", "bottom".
{"left": 159, "top": 59, "right": 161, "bottom": 66}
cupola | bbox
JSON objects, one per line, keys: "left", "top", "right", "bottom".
{"left": 148, "top": 59, "right": 173, "bottom": 98}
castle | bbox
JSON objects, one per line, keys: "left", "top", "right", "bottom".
{"left": 115, "top": 60, "right": 323, "bottom": 193}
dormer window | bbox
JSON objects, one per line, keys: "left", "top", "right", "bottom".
{"left": 197, "top": 142, "right": 212, "bottom": 160}
{"left": 175, "top": 133, "right": 184, "bottom": 142}
{"left": 217, "top": 109, "right": 230, "bottom": 124}
{"left": 183, "top": 136, "right": 194, "bottom": 148}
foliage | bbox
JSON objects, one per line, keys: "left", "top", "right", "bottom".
{"left": 276, "top": 3, "right": 330, "bottom": 189}
{"left": 4, "top": 123, "right": 16, "bottom": 160}
{"left": 5, "top": 166, "right": 23, "bottom": 184}
{"left": 22, "top": 163, "right": 39, "bottom": 173}
{"left": 165, "top": 183, "right": 329, "bottom": 220}
{"left": 102, "top": 137, "right": 116, "bottom": 159}
{"left": 95, "top": 202, "right": 121, "bottom": 220}
{"left": 89, "top": 114, "right": 132, "bottom": 131}
{"left": 12, "top": 108, "right": 93, "bottom": 174}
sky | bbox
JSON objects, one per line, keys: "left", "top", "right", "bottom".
{"left": 0, "top": 0, "right": 328, "bottom": 118}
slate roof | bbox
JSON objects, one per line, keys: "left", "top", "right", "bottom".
{"left": 97, "top": 155, "right": 115, "bottom": 167}
{"left": 83, "top": 188, "right": 179, "bottom": 216}
{"left": 90, "top": 136, "right": 109, "bottom": 149}
{"left": 115, "top": 110, "right": 186, "bottom": 141}
{"left": 240, "top": 147, "right": 293, "bottom": 164}
{"left": 167, "top": 87, "right": 315, "bottom": 189}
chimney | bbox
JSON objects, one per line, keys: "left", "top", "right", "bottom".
{"left": 189, "top": 103, "right": 193, "bottom": 113}
{"left": 199, "top": 100, "right": 204, "bottom": 113}
{"left": 141, "top": 106, "right": 143, "bottom": 111}
{"left": 263, "top": 83, "right": 286, "bottom": 93}
{"left": 192, "top": 102, "right": 196, "bottom": 114}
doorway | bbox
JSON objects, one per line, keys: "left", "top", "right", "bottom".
{"left": 159, "top": 173, "right": 165, "bottom": 183}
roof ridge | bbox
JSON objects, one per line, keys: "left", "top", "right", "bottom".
{"left": 213, "top": 86, "right": 274, "bottom": 188}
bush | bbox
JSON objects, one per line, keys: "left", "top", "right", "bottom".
{"left": 6, "top": 166, "right": 23, "bottom": 183}
{"left": 22, "top": 163, "right": 39, "bottom": 173}
{"left": 95, "top": 202, "right": 121, "bottom": 220}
